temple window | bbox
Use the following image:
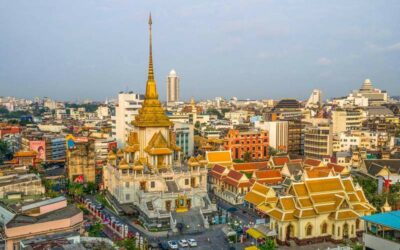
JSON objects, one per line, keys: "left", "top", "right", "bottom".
{"left": 306, "top": 224, "right": 312, "bottom": 236}
{"left": 337, "top": 227, "right": 340, "bottom": 236}
{"left": 151, "top": 181, "right": 155, "bottom": 188}
{"left": 321, "top": 222, "right": 328, "bottom": 234}
{"left": 332, "top": 224, "right": 335, "bottom": 235}
{"left": 356, "top": 219, "right": 360, "bottom": 230}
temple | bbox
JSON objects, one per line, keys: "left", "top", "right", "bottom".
{"left": 103, "top": 14, "right": 215, "bottom": 232}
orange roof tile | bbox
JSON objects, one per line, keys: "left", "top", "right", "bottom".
{"left": 255, "top": 169, "right": 281, "bottom": 179}
{"left": 251, "top": 182, "right": 271, "bottom": 195}
{"left": 305, "top": 177, "right": 343, "bottom": 193}
{"left": 227, "top": 170, "right": 244, "bottom": 181}
{"left": 14, "top": 151, "right": 37, "bottom": 157}
{"left": 211, "top": 164, "right": 226, "bottom": 174}
{"left": 267, "top": 209, "right": 284, "bottom": 220}
{"left": 206, "top": 151, "right": 232, "bottom": 163}
{"left": 280, "top": 197, "right": 296, "bottom": 211}
{"left": 342, "top": 179, "right": 356, "bottom": 192}
{"left": 292, "top": 183, "right": 308, "bottom": 197}
{"left": 244, "top": 192, "right": 265, "bottom": 206}
{"left": 304, "top": 158, "right": 322, "bottom": 167}
{"left": 272, "top": 156, "right": 290, "bottom": 166}
{"left": 233, "top": 162, "right": 268, "bottom": 172}
{"left": 327, "top": 163, "right": 345, "bottom": 173}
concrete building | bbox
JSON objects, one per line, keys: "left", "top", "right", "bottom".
{"left": 167, "top": 69, "right": 180, "bottom": 104}
{"left": 0, "top": 173, "right": 45, "bottom": 199}
{"left": 173, "top": 122, "right": 194, "bottom": 157}
{"left": 303, "top": 119, "right": 333, "bottom": 160}
{"left": 305, "top": 89, "right": 322, "bottom": 109}
{"left": 331, "top": 109, "right": 365, "bottom": 134}
{"left": 255, "top": 121, "right": 288, "bottom": 152}
{"left": 111, "top": 92, "right": 144, "bottom": 146}
{"left": 224, "top": 129, "right": 269, "bottom": 161}
{"left": 66, "top": 138, "right": 96, "bottom": 183}
{"left": 1, "top": 196, "right": 83, "bottom": 250}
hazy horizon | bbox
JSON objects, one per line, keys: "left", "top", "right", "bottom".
{"left": 1, "top": 1, "right": 400, "bottom": 102}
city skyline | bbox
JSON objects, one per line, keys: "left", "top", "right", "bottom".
{"left": 1, "top": 1, "right": 400, "bottom": 101}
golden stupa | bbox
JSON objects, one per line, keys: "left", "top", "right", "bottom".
{"left": 132, "top": 13, "right": 172, "bottom": 128}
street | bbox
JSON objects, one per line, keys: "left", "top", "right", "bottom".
{"left": 84, "top": 195, "right": 262, "bottom": 249}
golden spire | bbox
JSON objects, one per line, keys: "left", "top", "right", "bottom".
{"left": 145, "top": 12, "right": 158, "bottom": 100}
{"left": 132, "top": 13, "right": 172, "bottom": 128}
{"left": 148, "top": 13, "right": 154, "bottom": 81}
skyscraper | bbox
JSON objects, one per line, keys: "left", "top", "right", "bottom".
{"left": 167, "top": 69, "right": 179, "bottom": 104}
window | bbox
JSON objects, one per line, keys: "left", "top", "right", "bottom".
{"left": 321, "top": 223, "right": 328, "bottom": 234}
{"left": 151, "top": 181, "right": 155, "bottom": 188}
{"left": 306, "top": 224, "right": 312, "bottom": 236}
{"left": 356, "top": 219, "right": 360, "bottom": 230}
{"left": 125, "top": 182, "right": 130, "bottom": 188}
{"left": 337, "top": 227, "right": 340, "bottom": 236}
{"left": 332, "top": 224, "right": 335, "bottom": 235}
{"left": 125, "top": 194, "right": 130, "bottom": 200}
{"left": 185, "top": 179, "right": 189, "bottom": 185}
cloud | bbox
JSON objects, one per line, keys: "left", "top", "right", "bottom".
{"left": 317, "top": 57, "right": 332, "bottom": 66}
{"left": 366, "top": 42, "right": 400, "bottom": 52}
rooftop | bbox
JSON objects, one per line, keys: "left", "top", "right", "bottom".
{"left": 7, "top": 204, "right": 81, "bottom": 228}
{"left": 361, "top": 210, "right": 400, "bottom": 230}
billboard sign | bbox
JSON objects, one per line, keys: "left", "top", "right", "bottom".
{"left": 30, "top": 140, "right": 46, "bottom": 161}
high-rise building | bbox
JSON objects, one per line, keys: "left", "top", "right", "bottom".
{"left": 255, "top": 121, "right": 288, "bottom": 152}
{"left": 167, "top": 69, "right": 179, "bottom": 104}
{"left": 111, "top": 92, "right": 144, "bottom": 146}
{"left": 305, "top": 89, "right": 322, "bottom": 108}
{"left": 303, "top": 119, "right": 333, "bottom": 160}
{"left": 331, "top": 108, "right": 365, "bottom": 134}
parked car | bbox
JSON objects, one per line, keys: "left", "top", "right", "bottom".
{"left": 187, "top": 239, "right": 197, "bottom": 247}
{"left": 167, "top": 240, "right": 178, "bottom": 249}
{"left": 158, "top": 242, "right": 169, "bottom": 250}
{"left": 178, "top": 239, "right": 188, "bottom": 247}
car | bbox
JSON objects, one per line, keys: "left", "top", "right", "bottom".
{"left": 167, "top": 240, "right": 178, "bottom": 249}
{"left": 158, "top": 242, "right": 169, "bottom": 250}
{"left": 187, "top": 239, "right": 197, "bottom": 247}
{"left": 178, "top": 239, "right": 188, "bottom": 247}
{"left": 96, "top": 204, "right": 104, "bottom": 210}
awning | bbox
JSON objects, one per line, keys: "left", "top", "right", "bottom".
{"left": 244, "top": 246, "right": 259, "bottom": 250}
{"left": 246, "top": 228, "right": 265, "bottom": 239}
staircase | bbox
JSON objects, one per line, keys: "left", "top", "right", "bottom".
{"left": 165, "top": 180, "right": 179, "bottom": 193}
{"left": 171, "top": 208, "right": 205, "bottom": 234}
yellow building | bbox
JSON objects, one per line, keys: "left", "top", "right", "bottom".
{"left": 260, "top": 176, "right": 374, "bottom": 245}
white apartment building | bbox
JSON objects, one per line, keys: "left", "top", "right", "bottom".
{"left": 303, "top": 118, "right": 333, "bottom": 160}
{"left": 111, "top": 92, "right": 143, "bottom": 146}
{"left": 254, "top": 120, "right": 288, "bottom": 151}
{"left": 166, "top": 69, "right": 180, "bottom": 105}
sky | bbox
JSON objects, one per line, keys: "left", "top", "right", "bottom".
{"left": 1, "top": 0, "right": 400, "bottom": 102}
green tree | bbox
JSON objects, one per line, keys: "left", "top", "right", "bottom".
{"left": 116, "top": 238, "right": 136, "bottom": 250}
{"left": 259, "top": 239, "right": 277, "bottom": 250}
{"left": 243, "top": 151, "right": 252, "bottom": 162}
{"left": 268, "top": 146, "right": 277, "bottom": 157}
{"left": 84, "top": 182, "right": 98, "bottom": 194}
{"left": 68, "top": 183, "right": 84, "bottom": 199}
{"left": 88, "top": 221, "right": 103, "bottom": 237}
{"left": 0, "top": 140, "right": 11, "bottom": 164}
